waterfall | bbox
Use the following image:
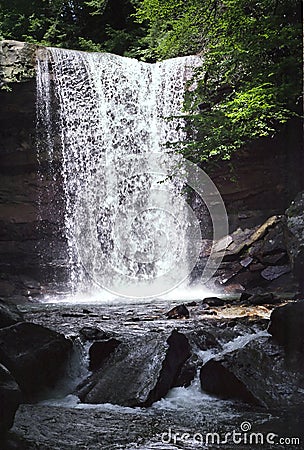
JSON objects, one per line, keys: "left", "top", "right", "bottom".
{"left": 36, "top": 48, "right": 203, "bottom": 299}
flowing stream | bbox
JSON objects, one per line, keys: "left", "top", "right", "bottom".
{"left": 13, "top": 301, "right": 283, "bottom": 450}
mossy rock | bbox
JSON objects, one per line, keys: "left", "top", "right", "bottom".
{"left": 0, "top": 40, "right": 37, "bottom": 87}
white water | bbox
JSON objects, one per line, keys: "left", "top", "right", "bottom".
{"left": 36, "top": 48, "right": 203, "bottom": 301}
{"left": 43, "top": 284, "right": 216, "bottom": 305}
{"left": 41, "top": 330, "right": 268, "bottom": 413}
{"left": 197, "top": 328, "right": 270, "bottom": 365}
{"left": 151, "top": 329, "right": 269, "bottom": 412}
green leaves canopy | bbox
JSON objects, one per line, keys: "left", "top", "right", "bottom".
{"left": 0, "top": 0, "right": 302, "bottom": 163}
{"left": 0, "top": 0, "right": 143, "bottom": 54}
{"left": 135, "top": 0, "right": 302, "bottom": 162}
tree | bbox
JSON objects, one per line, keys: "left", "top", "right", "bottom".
{"left": 0, "top": 0, "right": 144, "bottom": 54}
{"left": 135, "top": 0, "right": 303, "bottom": 163}
{"left": 0, "top": 0, "right": 302, "bottom": 163}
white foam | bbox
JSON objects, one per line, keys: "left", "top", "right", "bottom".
{"left": 40, "top": 283, "right": 218, "bottom": 305}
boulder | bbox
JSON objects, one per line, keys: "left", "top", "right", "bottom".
{"left": 218, "top": 261, "right": 243, "bottom": 284}
{"left": 245, "top": 292, "right": 280, "bottom": 306}
{"left": 186, "top": 301, "right": 197, "bottom": 307}
{"left": 89, "top": 338, "right": 121, "bottom": 371}
{"left": 240, "top": 256, "right": 253, "bottom": 267}
{"left": 78, "top": 330, "right": 191, "bottom": 407}
{"left": 285, "top": 192, "right": 304, "bottom": 295}
{"left": 268, "top": 301, "right": 304, "bottom": 363}
{"left": 261, "top": 265, "right": 291, "bottom": 281}
{"left": 220, "top": 216, "right": 280, "bottom": 261}
{"left": 200, "top": 337, "right": 304, "bottom": 408}
{"left": 259, "top": 251, "right": 287, "bottom": 265}
{"left": 249, "top": 222, "right": 286, "bottom": 260}
{"left": 266, "top": 271, "right": 298, "bottom": 293}
{"left": 0, "top": 300, "right": 23, "bottom": 329}
{"left": 190, "top": 327, "right": 218, "bottom": 348}
{"left": 228, "top": 270, "right": 263, "bottom": 288}
{"left": 0, "top": 363, "right": 21, "bottom": 435}
{"left": 0, "top": 322, "right": 72, "bottom": 400}
{"left": 249, "top": 262, "right": 265, "bottom": 272}
{"left": 239, "top": 291, "right": 252, "bottom": 302}
{"left": 202, "top": 297, "right": 225, "bottom": 307}
{"left": 212, "top": 214, "right": 296, "bottom": 293}
{"left": 79, "top": 326, "right": 110, "bottom": 341}
{"left": 166, "top": 304, "right": 189, "bottom": 319}
{"left": 172, "top": 357, "right": 196, "bottom": 388}
{"left": 0, "top": 40, "right": 36, "bottom": 84}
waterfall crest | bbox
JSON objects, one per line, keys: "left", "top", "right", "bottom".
{"left": 36, "top": 48, "right": 202, "bottom": 299}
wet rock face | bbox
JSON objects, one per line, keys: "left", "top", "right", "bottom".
{"left": 0, "top": 40, "right": 68, "bottom": 299}
{"left": 200, "top": 359, "right": 260, "bottom": 405}
{"left": 0, "top": 322, "right": 72, "bottom": 400}
{"left": 285, "top": 191, "right": 304, "bottom": 295}
{"left": 203, "top": 297, "right": 225, "bottom": 307}
{"left": 0, "top": 72, "right": 39, "bottom": 296}
{"left": 200, "top": 336, "right": 304, "bottom": 408}
{"left": 172, "top": 357, "right": 196, "bottom": 388}
{"left": 166, "top": 304, "right": 189, "bottom": 319}
{"left": 78, "top": 330, "right": 191, "bottom": 407}
{"left": 148, "top": 330, "right": 191, "bottom": 403}
{"left": 268, "top": 301, "right": 304, "bottom": 366}
{"left": 0, "top": 40, "right": 36, "bottom": 85}
{"left": 79, "top": 326, "right": 111, "bottom": 341}
{"left": 210, "top": 215, "right": 298, "bottom": 295}
{"left": 89, "top": 338, "right": 121, "bottom": 371}
{"left": 0, "top": 300, "right": 23, "bottom": 328}
{"left": 0, "top": 363, "right": 21, "bottom": 436}
{"left": 241, "top": 292, "right": 281, "bottom": 306}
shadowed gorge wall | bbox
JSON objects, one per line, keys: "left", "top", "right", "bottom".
{"left": 211, "top": 120, "right": 303, "bottom": 231}
{"left": 0, "top": 41, "right": 68, "bottom": 301}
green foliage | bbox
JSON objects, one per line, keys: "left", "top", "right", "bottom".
{"left": 0, "top": 0, "right": 143, "bottom": 54}
{"left": 85, "top": 0, "right": 109, "bottom": 15}
{"left": 135, "top": 0, "right": 303, "bottom": 163}
{"left": 0, "top": 83, "right": 12, "bottom": 92}
{"left": 134, "top": 0, "right": 206, "bottom": 60}
{"left": 77, "top": 37, "right": 102, "bottom": 52}
{"left": 0, "top": 0, "right": 301, "bottom": 163}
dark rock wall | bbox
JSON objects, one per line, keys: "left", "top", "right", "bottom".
{"left": 0, "top": 40, "right": 302, "bottom": 299}
{"left": 0, "top": 40, "right": 36, "bottom": 85}
{"left": 206, "top": 119, "right": 303, "bottom": 232}
{"left": 0, "top": 41, "right": 67, "bottom": 300}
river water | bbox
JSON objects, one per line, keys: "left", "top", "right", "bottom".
{"left": 10, "top": 299, "right": 302, "bottom": 449}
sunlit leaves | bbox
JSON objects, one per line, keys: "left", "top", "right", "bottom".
{"left": 135, "top": 0, "right": 302, "bottom": 163}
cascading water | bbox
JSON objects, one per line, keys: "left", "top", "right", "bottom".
{"left": 36, "top": 48, "right": 205, "bottom": 299}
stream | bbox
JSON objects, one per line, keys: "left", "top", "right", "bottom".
{"left": 9, "top": 298, "right": 303, "bottom": 449}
